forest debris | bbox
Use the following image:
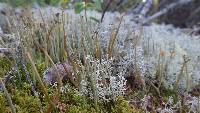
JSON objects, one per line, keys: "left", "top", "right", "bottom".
{"left": 142, "top": 0, "right": 193, "bottom": 24}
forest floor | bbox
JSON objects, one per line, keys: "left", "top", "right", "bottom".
{"left": 0, "top": 3, "right": 200, "bottom": 113}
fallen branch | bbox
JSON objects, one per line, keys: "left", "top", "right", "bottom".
{"left": 142, "top": 0, "right": 193, "bottom": 24}
{"left": 186, "top": 6, "right": 200, "bottom": 27}
{"left": 190, "top": 27, "right": 200, "bottom": 35}
{"left": 140, "top": 0, "right": 153, "bottom": 17}
{"left": 128, "top": 0, "right": 152, "bottom": 21}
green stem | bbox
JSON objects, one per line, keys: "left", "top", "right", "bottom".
{"left": 26, "top": 52, "right": 55, "bottom": 108}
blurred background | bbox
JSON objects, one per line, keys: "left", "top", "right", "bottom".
{"left": 0, "top": 0, "right": 200, "bottom": 29}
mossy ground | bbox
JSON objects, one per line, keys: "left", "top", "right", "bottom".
{"left": 0, "top": 56, "right": 142, "bottom": 112}
{"left": 0, "top": 56, "right": 193, "bottom": 113}
{"left": 0, "top": 57, "right": 12, "bottom": 77}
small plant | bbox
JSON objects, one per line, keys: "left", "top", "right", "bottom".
{"left": 74, "top": 0, "right": 102, "bottom": 14}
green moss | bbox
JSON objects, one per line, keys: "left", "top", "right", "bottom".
{"left": 0, "top": 57, "right": 12, "bottom": 77}
{"left": 36, "top": 62, "right": 46, "bottom": 77}
{"left": 11, "top": 85, "right": 42, "bottom": 113}
{"left": 161, "top": 88, "right": 178, "bottom": 103}
{"left": 0, "top": 93, "right": 12, "bottom": 113}
{"left": 66, "top": 104, "right": 97, "bottom": 113}
{"left": 111, "top": 96, "right": 142, "bottom": 113}
{"left": 60, "top": 85, "right": 98, "bottom": 113}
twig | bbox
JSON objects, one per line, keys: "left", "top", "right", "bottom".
{"left": 142, "top": 0, "right": 193, "bottom": 24}
{"left": 100, "top": 0, "right": 113, "bottom": 22}
{"left": 84, "top": 0, "right": 88, "bottom": 22}
{"left": 128, "top": 2, "right": 143, "bottom": 14}
{"left": 140, "top": 0, "right": 153, "bottom": 17}
{"left": 194, "top": 27, "right": 200, "bottom": 32}
{"left": 149, "top": 80, "right": 160, "bottom": 96}
{"left": 187, "top": 6, "right": 200, "bottom": 27}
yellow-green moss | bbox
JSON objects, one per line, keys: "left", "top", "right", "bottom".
{"left": 12, "top": 88, "right": 42, "bottom": 113}
{"left": 0, "top": 57, "right": 12, "bottom": 77}
{"left": 0, "top": 93, "right": 12, "bottom": 113}
{"left": 111, "top": 96, "right": 142, "bottom": 113}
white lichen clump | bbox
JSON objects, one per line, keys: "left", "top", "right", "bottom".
{"left": 80, "top": 55, "right": 127, "bottom": 101}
